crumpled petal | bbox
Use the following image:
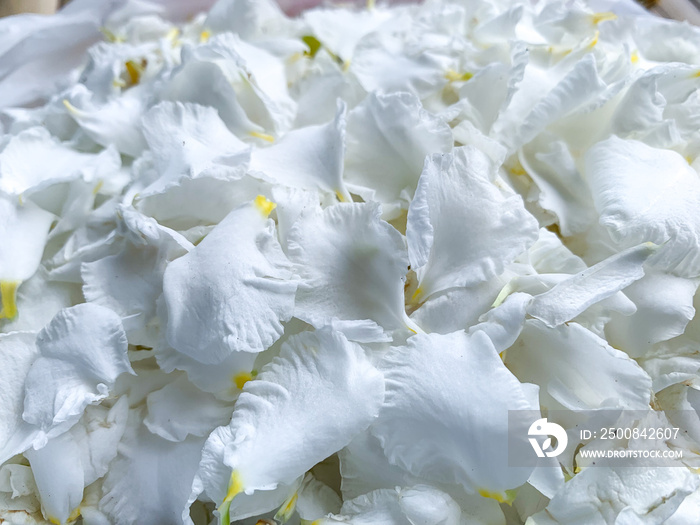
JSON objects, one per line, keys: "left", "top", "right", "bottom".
{"left": 318, "top": 485, "right": 463, "bottom": 525}
{"left": 373, "top": 330, "right": 536, "bottom": 499}
{"left": 144, "top": 375, "right": 232, "bottom": 442}
{"left": 585, "top": 136, "right": 700, "bottom": 277}
{"left": 195, "top": 327, "right": 384, "bottom": 518}
{"left": 528, "top": 466, "right": 699, "bottom": 524}
{"left": 162, "top": 197, "right": 297, "bottom": 363}
{"left": 140, "top": 100, "right": 250, "bottom": 197}
{"left": 344, "top": 91, "right": 453, "bottom": 218}
{"left": 0, "top": 126, "right": 120, "bottom": 197}
{"left": 250, "top": 100, "right": 350, "bottom": 200}
{"left": 22, "top": 303, "right": 134, "bottom": 441}
{"left": 0, "top": 332, "right": 40, "bottom": 465}
{"left": 406, "top": 146, "right": 538, "bottom": 302}
{"left": 505, "top": 319, "right": 652, "bottom": 411}
{"left": 287, "top": 202, "right": 414, "bottom": 334}
{"left": 99, "top": 408, "right": 205, "bottom": 525}
{"left": 526, "top": 242, "right": 658, "bottom": 327}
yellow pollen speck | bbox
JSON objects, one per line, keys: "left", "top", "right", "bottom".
{"left": 692, "top": 70, "right": 700, "bottom": 78}
{"left": 445, "top": 69, "right": 473, "bottom": 82}
{"left": 0, "top": 281, "right": 20, "bottom": 320}
{"left": 686, "top": 156, "right": 694, "bottom": 164}
{"left": 200, "top": 29, "right": 211, "bottom": 43}
{"left": 17, "top": 194, "right": 23, "bottom": 206}
{"left": 342, "top": 60, "right": 351, "bottom": 72}
{"left": 254, "top": 195, "right": 276, "bottom": 217}
{"left": 92, "top": 180, "right": 104, "bottom": 195}
{"left": 249, "top": 131, "right": 275, "bottom": 143}
{"left": 233, "top": 372, "right": 253, "bottom": 389}
{"left": 592, "top": 11, "right": 617, "bottom": 25}
{"left": 630, "top": 50, "right": 639, "bottom": 64}
{"left": 125, "top": 60, "right": 143, "bottom": 86}
{"left": 478, "top": 488, "right": 516, "bottom": 504}
{"left": 335, "top": 190, "right": 348, "bottom": 203}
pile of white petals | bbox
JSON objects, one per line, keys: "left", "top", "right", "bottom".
{"left": 3, "top": 0, "right": 700, "bottom": 523}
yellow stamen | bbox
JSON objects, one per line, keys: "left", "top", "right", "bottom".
{"left": 335, "top": 190, "right": 347, "bottom": 203}
{"left": 411, "top": 286, "right": 423, "bottom": 303}
{"left": 342, "top": 60, "right": 351, "bottom": 72}
{"left": 254, "top": 195, "right": 276, "bottom": 217}
{"left": 200, "top": 29, "right": 211, "bottom": 43}
{"left": 444, "top": 69, "right": 473, "bottom": 82}
{"left": 48, "top": 517, "right": 61, "bottom": 525}
{"left": 233, "top": 372, "right": 253, "bottom": 390}
{"left": 0, "top": 281, "right": 20, "bottom": 320}
{"left": 587, "top": 31, "right": 600, "bottom": 49}
{"left": 92, "top": 180, "right": 104, "bottom": 195}
{"left": 478, "top": 488, "right": 517, "bottom": 505}
{"left": 301, "top": 35, "right": 322, "bottom": 57}
{"left": 630, "top": 50, "right": 639, "bottom": 64}
{"left": 592, "top": 11, "right": 617, "bottom": 24}
{"left": 100, "top": 27, "right": 123, "bottom": 43}
{"left": 692, "top": 70, "right": 700, "bottom": 78}
{"left": 249, "top": 131, "right": 275, "bottom": 143}
{"left": 125, "top": 60, "right": 143, "bottom": 86}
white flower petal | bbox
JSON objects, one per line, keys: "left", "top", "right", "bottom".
{"left": 141, "top": 101, "right": 251, "bottom": 196}
{"left": 64, "top": 86, "right": 148, "bottom": 158}
{"left": 251, "top": 100, "right": 349, "bottom": 200}
{"left": 25, "top": 432, "right": 84, "bottom": 525}
{"left": 319, "top": 485, "right": 463, "bottom": 525}
{"left": 410, "top": 277, "right": 508, "bottom": 335}
{"left": 0, "top": 194, "right": 54, "bottom": 319}
{"left": 407, "top": 146, "right": 538, "bottom": 301}
{"left": 22, "top": 304, "right": 133, "bottom": 440}
{"left": 0, "top": 127, "right": 120, "bottom": 197}
{"left": 606, "top": 271, "right": 699, "bottom": 358}
{"left": 161, "top": 59, "right": 260, "bottom": 138}
{"left": 196, "top": 327, "right": 384, "bottom": 518}
{"left": 518, "top": 136, "right": 596, "bottom": 236}
{"left": 296, "top": 473, "right": 342, "bottom": 522}
{"left": 82, "top": 207, "right": 192, "bottom": 341}
{"left": 585, "top": 136, "right": 700, "bottom": 277}
{"left": 344, "top": 91, "right": 453, "bottom": 217}
{"left": 529, "top": 466, "right": 699, "bottom": 525}
{"left": 162, "top": 197, "right": 297, "bottom": 363}
{"left": 99, "top": 408, "right": 204, "bottom": 525}
{"left": 351, "top": 32, "right": 452, "bottom": 99}
{"left": 373, "top": 330, "right": 536, "bottom": 498}
{"left": 505, "top": 320, "right": 652, "bottom": 411}
{"left": 144, "top": 375, "right": 232, "bottom": 442}
{"left": 527, "top": 242, "right": 658, "bottom": 328}
{"left": 287, "top": 202, "right": 412, "bottom": 333}
{"left": 0, "top": 332, "right": 40, "bottom": 465}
